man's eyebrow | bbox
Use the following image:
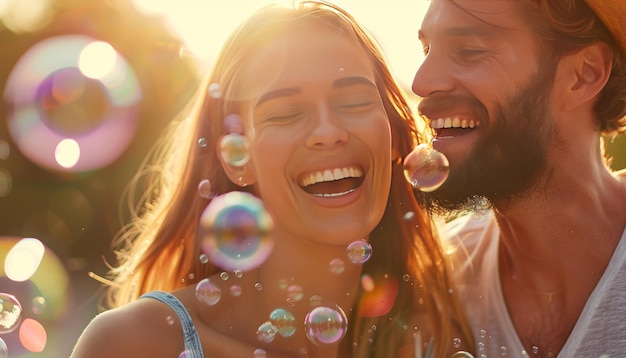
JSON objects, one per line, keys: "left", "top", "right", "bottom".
{"left": 419, "top": 26, "right": 497, "bottom": 40}
{"left": 255, "top": 87, "right": 301, "bottom": 108}
{"left": 333, "top": 76, "right": 377, "bottom": 89}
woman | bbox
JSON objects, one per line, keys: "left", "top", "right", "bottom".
{"left": 71, "top": 1, "right": 474, "bottom": 357}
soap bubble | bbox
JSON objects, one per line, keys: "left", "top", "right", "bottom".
{"left": 256, "top": 321, "right": 278, "bottom": 343}
{"left": 269, "top": 308, "right": 296, "bottom": 337}
{"left": 346, "top": 240, "right": 372, "bottom": 264}
{"left": 195, "top": 278, "right": 221, "bottom": 306}
{"left": 403, "top": 144, "right": 449, "bottom": 192}
{"left": 220, "top": 134, "right": 249, "bottom": 167}
{"left": 199, "top": 191, "right": 274, "bottom": 272}
{"left": 0, "top": 293, "right": 22, "bottom": 334}
{"left": 304, "top": 305, "right": 348, "bottom": 345}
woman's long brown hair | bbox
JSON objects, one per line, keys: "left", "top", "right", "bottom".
{"left": 103, "top": 1, "right": 475, "bottom": 356}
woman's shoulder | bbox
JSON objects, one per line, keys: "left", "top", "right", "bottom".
{"left": 70, "top": 293, "right": 187, "bottom": 358}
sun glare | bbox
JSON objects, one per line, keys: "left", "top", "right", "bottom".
{"left": 130, "top": 0, "right": 429, "bottom": 89}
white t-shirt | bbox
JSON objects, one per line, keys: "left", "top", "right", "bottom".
{"left": 443, "top": 212, "right": 626, "bottom": 357}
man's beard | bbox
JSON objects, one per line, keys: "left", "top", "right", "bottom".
{"left": 423, "top": 72, "right": 555, "bottom": 217}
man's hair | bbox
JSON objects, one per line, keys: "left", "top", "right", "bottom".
{"left": 527, "top": 0, "right": 626, "bottom": 135}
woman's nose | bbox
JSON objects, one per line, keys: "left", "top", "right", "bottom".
{"left": 305, "top": 106, "right": 348, "bottom": 149}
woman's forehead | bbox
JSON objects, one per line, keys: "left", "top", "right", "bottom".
{"left": 230, "top": 21, "right": 375, "bottom": 102}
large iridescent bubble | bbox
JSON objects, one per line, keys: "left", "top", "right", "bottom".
{"left": 403, "top": 144, "right": 449, "bottom": 192}
{"left": 304, "top": 305, "right": 348, "bottom": 345}
{"left": 2, "top": 35, "right": 141, "bottom": 173}
{"left": 199, "top": 191, "right": 274, "bottom": 272}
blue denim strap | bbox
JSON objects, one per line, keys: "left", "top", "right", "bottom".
{"left": 141, "top": 291, "right": 205, "bottom": 357}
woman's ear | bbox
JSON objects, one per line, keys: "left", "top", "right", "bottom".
{"left": 216, "top": 134, "right": 257, "bottom": 187}
{"left": 561, "top": 42, "right": 612, "bottom": 111}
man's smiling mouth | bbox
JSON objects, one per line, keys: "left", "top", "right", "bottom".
{"left": 430, "top": 117, "right": 480, "bottom": 139}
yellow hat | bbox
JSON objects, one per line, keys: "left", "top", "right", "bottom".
{"left": 585, "top": 0, "right": 626, "bottom": 57}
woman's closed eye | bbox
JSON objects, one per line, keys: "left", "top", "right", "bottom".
{"left": 263, "top": 110, "right": 305, "bottom": 123}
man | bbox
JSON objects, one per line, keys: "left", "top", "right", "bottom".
{"left": 412, "top": 0, "right": 626, "bottom": 357}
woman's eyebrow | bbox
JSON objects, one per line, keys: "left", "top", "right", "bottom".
{"left": 254, "top": 76, "right": 375, "bottom": 109}
{"left": 255, "top": 87, "right": 301, "bottom": 108}
{"left": 333, "top": 76, "right": 376, "bottom": 89}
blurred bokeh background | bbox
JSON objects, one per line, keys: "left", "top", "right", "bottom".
{"left": 0, "top": 0, "right": 623, "bottom": 357}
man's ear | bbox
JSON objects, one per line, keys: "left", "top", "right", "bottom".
{"left": 216, "top": 134, "right": 257, "bottom": 187}
{"left": 561, "top": 42, "right": 612, "bottom": 111}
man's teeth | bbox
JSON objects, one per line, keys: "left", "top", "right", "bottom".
{"left": 301, "top": 167, "right": 363, "bottom": 187}
{"left": 430, "top": 117, "right": 480, "bottom": 129}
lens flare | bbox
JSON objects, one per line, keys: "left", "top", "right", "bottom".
{"left": 3, "top": 35, "right": 141, "bottom": 173}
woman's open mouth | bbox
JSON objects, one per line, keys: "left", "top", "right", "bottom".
{"left": 299, "top": 166, "right": 364, "bottom": 197}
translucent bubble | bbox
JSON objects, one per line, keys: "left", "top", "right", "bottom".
{"left": 531, "top": 346, "right": 539, "bottom": 354}
{"left": 197, "top": 179, "right": 215, "bottom": 199}
{"left": 309, "top": 295, "right": 323, "bottom": 307}
{"left": 329, "top": 258, "right": 345, "bottom": 274}
{"left": 230, "top": 285, "right": 242, "bottom": 297}
{"left": 195, "top": 278, "right": 221, "bottom": 306}
{"left": 198, "top": 137, "right": 208, "bottom": 148}
{"left": 208, "top": 83, "right": 222, "bottom": 99}
{"left": 403, "top": 143, "right": 449, "bottom": 192}
{"left": 220, "top": 134, "right": 250, "bottom": 167}
{"left": 278, "top": 279, "right": 288, "bottom": 290}
{"left": 304, "top": 305, "right": 348, "bottom": 345}
{"left": 199, "top": 191, "right": 274, "bottom": 272}
{"left": 199, "top": 254, "right": 209, "bottom": 264}
{"left": 346, "top": 240, "right": 372, "bottom": 264}
{"left": 220, "top": 272, "right": 229, "bottom": 280}
{"left": 254, "top": 283, "right": 263, "bottom": 291}
{"left": 224, "top": 113, "right": 243, "bottom": 134}
{"left": 287, "top": 285, "right": 303, "bottom": 302}
{"left": 269, "top": 308, "right": 296, "bottom": 337}
{"left": 0, "top": 293, "right": 22, "bottom": 333}
{"left": 256, "top": 321, "right": 278, "bottom": 343}
{"left": 233, "top": 270, "right": 243, "bottom": 278}
{"left": 453, "top": 337, "right": 462, "bottom": 348}
{"left": 166, "top": 315, "right": 175, "bottom": 325}
{"left": 253, "top": 348, "right": 267, "bottom": 358}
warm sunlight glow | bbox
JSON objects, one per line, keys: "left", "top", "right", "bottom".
{"left": 79, "top": 41, "right": 117, "bottom": 79}
{"left": 55, "top": 139, "right": 80, "bottom": 169}
{"left": 130, "top": 0, "right": 429, "bottom": 88}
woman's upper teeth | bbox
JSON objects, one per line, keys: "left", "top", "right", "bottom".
{"left": 301, "top": 167, "right": 363, "bottom": 187}
{"left": 430, "top": 117, "right": 480, "bottom": 129}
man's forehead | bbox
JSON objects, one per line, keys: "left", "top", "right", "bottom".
{"left": 421, "top": 0, "right": 528, "bottom": 35}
